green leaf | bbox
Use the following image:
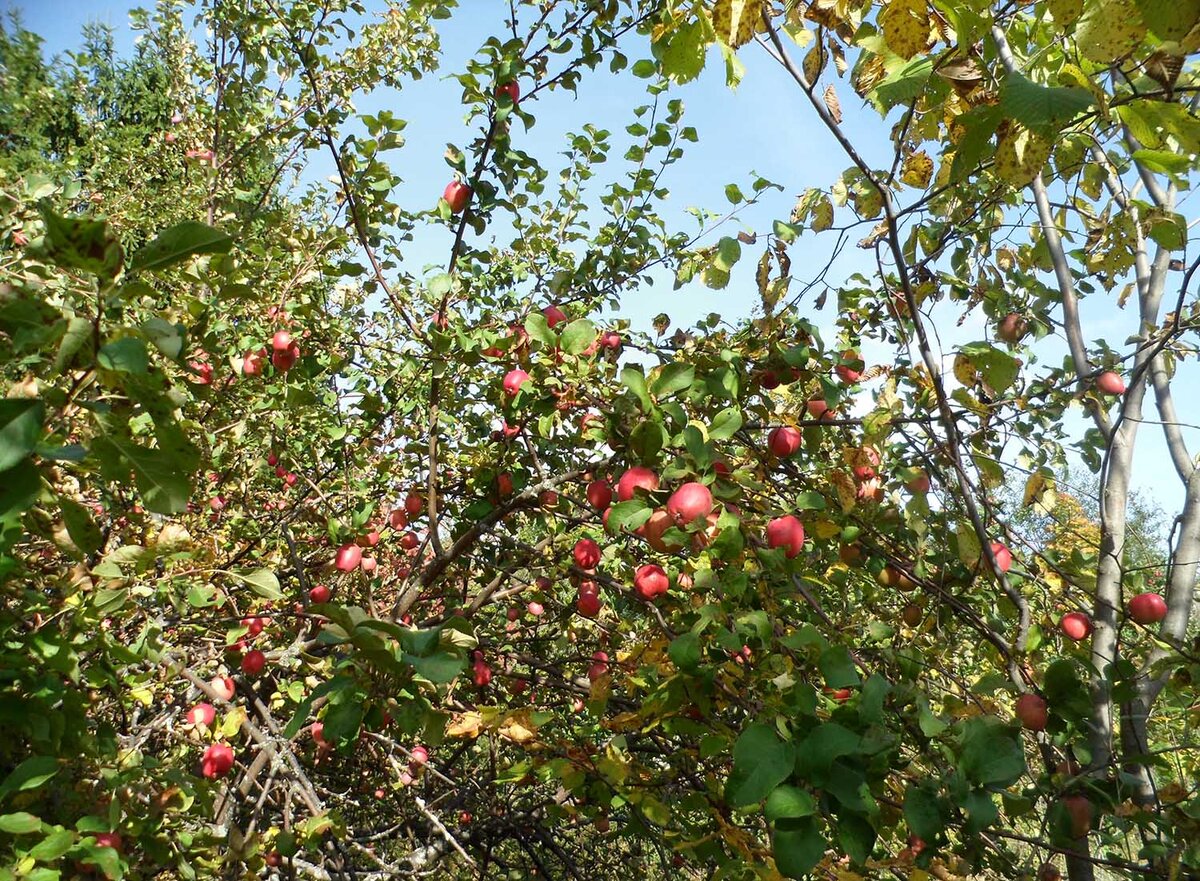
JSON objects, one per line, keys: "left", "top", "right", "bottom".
{"left": 0, "top": 812, "right": 41, "bottom": 834}
{"left": 53, "top": 316, "right": 93, "bottom": 375}
{"left": 38, "top": 203, "right": 124, "bottom": 280}
{"left": 630, "top": 419, "right": 664, "bottom": 462}
{"left": 92, "top": 435, "right": 192, "bottom": 515}
{"left": 404, "top": 651, "right": 465, "bottom": 684}
{"left": 796, "top": 723, "right": 861, "bottom": 778}
{"left": 765, "top": 785, "right": 816, "bottom": 822}
{"left": 524, "top": 312, "right": 556, "bottom": 346}
{"left": 838, "top": 813, "right": 876, "bottom": 866}
{"left": 708, "top": 407, "right": 742, "bottom": 440}
{"left": 872, "top": 56, "right": 934, "bottom": 109}
{"left": 651, "top": 363, "right": 695, "bottom": 399}
{"left": 97, "top": 337, "right": 149, "bottom": 374}
{"left": 726, "top": 724, "right": 796, "bottom": 807}
{"left": 818, "top": 645, "right": 860, "bottom": 689}
{"left": 29, "top": 828, "right": 75, "bottom": 861}
{"left": 621, "top": 365, "right": 651, "bottom": 410}
{"left": 234, "top": 569, "right": 284, "bottom": 600}
{"left": 560, "top": 319, "right": 596, "bottom": 355}
{"left": 59, "top": 496, "right": 103, "bottom": 555}
{"left": 998, "top": 73, "right": 1094, "bottom": 134}
{"left": 904, "top": 784, "right": 946, "bottom": 841}
{"left": 963, "top": 789, "right": 999, "bottom": 834}
{"left": 0, "top": 460, "right": 41, "bottom": 524}
{"left": 607, "top": 500, "right": 653, "bottom": 534}
{"left": 0, "top": 399, "right": 45, "bottom": 472}
{"left": 128, "top": 221, "right": 233, "bottom": 272}
{"left": 794, "top": 491, "right": 826, "bottom": 511}
{"left": 0, "top": 757, "right": 58, "bottom": 802}
{"left": 1132, "top": 149, "right": 1192, "bottom": 175}
{"left": 142, "top": 317, "right": 185, "bottom": 359}
{"left": 957, "top": 342, "right": 1020, "bottom": 393}
{"left": 668, "top": 632, "right": 701, "bottom": 672}
{"left": 1146, "top": 211, "right": 1188, "bottom": 251}
{"left": 773, "top": 817, "right": 826, "bottom": 878}
{"left": 959, "top": 716, "right": 1026, "bottom": 787}
{"left": 1134, "top": 0, "right": 1200, "bottom": 40}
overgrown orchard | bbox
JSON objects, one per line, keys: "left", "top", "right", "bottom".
{"left": 1, "top": 1, "right": 1199, "bottom": 880}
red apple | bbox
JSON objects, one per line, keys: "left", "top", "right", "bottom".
{"left": 186, "top": 703, "right": 216, "bottom": 726}
{"left": 1128, "top": 591, "right": 1167, "bottom": 624}
{"left": 634, "top": 563, "right": 670, "bottom": 600}
{"left": 576, "top": 590, "right": 602, "bottom": 618}
{"left": 806, "top": 398, "right": 834, "bottom": 420}
{"left": 358, "top": 530, "right": 381, "bottom": 547}
{"left": 400, "top": 531, "right": 419, "bottom": 550}
{"left": 93, "top": 832, "right": 122, "bottom": 852}
{"left": 1015, "top": 693, "right": 1048, "bottom": 731}
{"left": 901, "top": 603, "right": 923, "bottom": 627}
{"left": 309, "top": 584, "right": 332, "bottom": 603}
{"left": 210, "top": 676, "right": 235, "bottom": 701}
{"left": 497, "top": 473, "right": 514, "bottom": 498}
{"left": 409, "top": 745, "right": 429, "bottom": 765}
{"left": 588, "top": 651, "right": 609, "bottom": 681}
{"left": 997, "top": 313, "right": 1028, "bottom": 344}
{"left": 389, "top": 508, "right": 408, "bottom": 530}
{"left": 986, "top": 541, "right": 1013, "bottom": 574}
{"left": 543, "top": 305, "right": 566, "bottom": 328}
{"left": 444, "top": 180, "right": 471, "bottom": 214}
{"left": 759, "top": 370, "right": 780, "bottom": 390}
{"left": 496, "top": 80, "right": 520, "bottom": 105}
{"left": 666, "top": 482, "right": 713, "bottom": 525}
{"left": 271, "top": 344, "right": 299, "bottom": 372}
{"left": 539, "top": 489, "right": 558, "bottom": 507}
{"left": 643, "top": 508, "right": 684, "bottom": 553}
{"left": 767, "top": 426, "right": 802, "bottom": 457}
{"left": 617, "top": 466, "right": 659, "bottom": 501}
{"left": 1060, "top": 612, "right": 1092, "bottom": 641}
{"left": 242, "top": 348, "right": 266, "bottom": 376}
{"left": 527, "top": 601, "right": 544, "bottom": 617}
{"left": 360, "top": 556, "right": 377, "bottom": 573}
{"left": 1096, "top": 371, "right": 1125, "bottom": 395}
{"left": 201, "top": 743, "right": 235, "bottom": 779}
{"left": 906, "top": 471, "right": 931, "bottom": 493}
{"left": 405, "top": 492, "right": 424, "bottom": 517}
{"left": 835, "top": 349, "right": 862, "bottom": 383}
{"left": 1062, "top": 794, "right": 1092, "bottom": 838}
{"left": 573, "top": 538, "right": 601, "bottom": 570}
{"left": 503, "top": 368, "right": 531, "bottom": 396}
{"left": 600, "top": 331, "right": 622, "bottom": 350}
{"left": 586, "top": 479, "right": 613, "bottom": 510}
{"left": 241, "top": 649, "right": 266, "bottom": 676}
{"left": 271, "top": 330, "right": 293, "bottom": 352}
{"left": 242, "top": 616, "right": 265, "bottom": 636}
{"left": 311, "top": 722, "right": 328, "bottom": 746}
{"left": 472, "top": 658, "right": 492, "bottom": 687}
{"left": 766, "top": 515, "right": 805, "bottom": 558}
{"left": 335, "top": 543, "right": 362, "bottom": 572}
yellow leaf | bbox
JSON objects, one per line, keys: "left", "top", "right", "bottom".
{"left": 994, "top": 124, "right": 1051, "bottom": 187}
{"left": 953, "top": 353, "right": 977, "bottom": 386}
{"left": 813, "top": 519, "right": 841, "bottom": 539}
{"left": 879, "top": 0, "right": 930, "bottom": 59}
{"left": 1048, "top": 0, "right": 1083, "bottom": 27}
{"left": 901, "top": 150, "right": 934, "bottom": 188}
{"left": 1075, "top": 0, "right": 1146, "bottom": 62}
{"left": 446, "top": 711, "right": 483, "bottom": 739}
{"left": 830, "top": 470, "right": 857, "bottom": 512}
{"left": 824, "top": 84, "right": 843, "bottom": 124}
{"left": 711, "top": 0, "right": 764, "bottom": 49}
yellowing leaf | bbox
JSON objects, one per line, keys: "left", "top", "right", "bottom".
{"left": 1076, "top": 0, "right": 1147, "bottom": 62}
{"left": 994, "top": 124, "right": 1051, "bottom": 187}
{"left": 813, "top": 519, "right": 841, "bottom": 539}
{"left": 824, "top": 84, "right": 843, "bottom": 123}
{"left": 1048, "top": 0, "right": 1084, "bottom": 27}
{"left": 901, "top": 150, "right": 934, "bottom": 188}
{"left": 830, "top": 470, "right": 857, "bottom": 513}
{"left": 446, "top": 711, "right": 483, "bottom": 739}
{"left": 953, "top": 353, "right": 977, "bottom": 386}
{"left": 711, "top": 0, "right": 764, "bottom": 49}
{"left": 880, "top": 0, "right": 930, "bottom": 59}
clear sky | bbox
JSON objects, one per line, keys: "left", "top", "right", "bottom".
{"left": 9, "top": 0, "right": 1196, "bottom": 520}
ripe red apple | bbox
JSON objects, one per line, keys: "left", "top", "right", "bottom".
{"left": 835, "top": 349, "right": 862, "bottom": 383}
{"left": 360, "top": 556, "right": 377, "bottom": 573}
{"left": 586, "top": 479, "right": 613, "bottom": 510}
{"left": 241, "top": 649, "right": 266, "bottom": 676}
{"left": 265, "top": 852, "right": 282, "bottom": 868}
{"left": 666, "top": 481, "right": 713, "bottom": 525}
{"left": 405, "top": 492, "right": 423, "bottom": 517}
{"left": 906, "top": 471, "right": 931, "bottom": 493}
{"left": 1096, "top": 371, "right": 1125, "bottom": 395}
{"left": 389, "top": 508, "right": 408, "bottom": 530}
{"left": 271, "top": 330, "right": 293, "bottom": 352}
{"left": 643, "top": 508, "right": 684, "bottom": 553}
{"left": 335, "top": 543, "right": 362, "bottom": 572}
{"left": 1128, "top": 591, "right": 1167, "bottom": 624}
{"left": 496, "top": 472, "right": 514, "bottom": 498}
{"left": 997, "top": 313, "right": 1028, "bottom": 344}
{"left": 600, "top": 331, "right": 622, "bottom": 350}
{"left": 201, "top": 743, "right": 235, "bottom": 779}
{"left": 409, "top": 745, "right": 429, "bottom": 765}
{"left": 503, "top": 368, "right": 531, "bottom": 396}
{"left": 496, "top": 80, "right": 520, "bottom": 105}
{"left": 210, "top": 676, "right": 235, "bottom": 701}
{"left": 93, "top": 832, "right": 122, "bottom": 852}
{"left": 766, "top": 515, "right": 805, "bottom": 558}
{"left": 543, "top": 305, "right": 566, "bottom": 328}
{"left": 588, "top": 651, "right": 609, "bottom": 681}
{"left": 271, "top": 344, "right": 299, "bottom": 372}
{"left": 573, "top": 538, "right": 601, "bottom": 570}
{"left": 357, "top": 530, "right": 381, "bottom": 547}
{"left": 309, "top": 584, "right": 332, "bottom": 603}
{"left": 806, "top": 398, "right": 834, "bottom": 420}
{"left": 634, "top": 563, "right": 670, "bottom": 600}
{"left": 242, "top": 616, "right": 266, "bottom": 636}
{"left": 284, "top": 471, "right": 298, "bottom": 486}
{"left": 1061, "top": 794, "right": 1092, "bottom": 838}
{"left": 472, "top": 658, "right": 492, "bottom": 687}
{"left": 242, "top": 348, "right": 266, "bottom": 376}
{"left": 1037, "top": 862, "right": 1062, "bottom": 881}
{"left": 767, "top": 426, "right": 802, "bottom": 458}
{"left": 576, "top": 590, "right": 602, "bottom": 618}
{"left": 311, "top": 722, "right": 328, "bottom": 746}
{"left": 759, "top": 370, "right": 780, "bottom": 390}
{"left": 1015, "top": 693, "right": 1048, "bottom": 731}
{"left": 186, "top": 703, "right": 216, "bottom": 726}
{"left": 444, "top": 180, "right": 471, "bottom": 214}
{"left": 617, "top": 466, "right": 659, "bottom": 501}
{"left": 1060, "top": 611, "right": 1092, "bottom": 641}
{"left": 986, "top": 541, "right": 1013, "bottom": 574}
{"left": 527, "top": 601, "right": 544, "bottom": 617}
{"left": 539, "top": 489, "right": 558, "bottom": 507}
{"left": 400, "top": 531, "right": 419, "bottom": 550}
{"left": 188, "top": 359, "right": 214, "bottom": 384}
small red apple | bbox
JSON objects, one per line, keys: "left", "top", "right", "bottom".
{"left": 766, "top": 515, "right": 805, "bottom": 558}
{"left": 573, "top": 538, "right": 601, "bottom": 569}
{"left": 543, "top": 305, "right": 566, "bottom": 328}
{"left": 666, "top": 481, "right": 713, "bottom": 525}
{"left": 241, "top": 649, "right": 266, "bottom": 676}
{"left": 1015, "top": 693, "right": 1048, "bottom": 731}
{"left": 409, "top": 745, "right": 429, "bottom": 765}
{"left": 600, "top": 331, "right": 622, "bottom": 350}
{"left": 759, "top": 370, "right": 780, "bottom": 390}
{"left": 309, "top": 584, "right": 332, "bottom": 603}
{"left": 617, "top": 466, "right": 659, "bottom": 501}
{"left": 767, "top": 426, "right": 802, "bottom": 458}
{"left": 496, "top": 80, "right": 520, "bottom": 105}
{"left": 986, "top": 541, "right": 1013, "bottom": 574}
{"left": 906, "top": 471, "right": 931, "bottom": 493}
{"left": 201, "top": 743, "right": 235, "bottom": 778}
{"left": 1060, "top": 612, "right": 1092, "bottom": 641}
{"left": 210, "top": 676, "right": 235, "bottom": 701}
{"left": 586, "top": 479, "right": 613, "bottom": 510}
{"left": 311, "top": 722, "right": 328, "bottom": 746}
{"left": 503, "top": 368, "right": 531, "bottom": 396}
{"left": 576, "top": 590, "right": 602, "bottom": 618}
{"left": 1128, "top": 591, "right": 1167, "bottom": 624}
{"left": 389, "top": 508, "right": 408, "bottom": 530}
{"left": 271, "top": 344, "right": 299, "bottom": 372}
{"left": 634, "top": 563, "right": 670, "bottom": 600}
{"left": 1061, "top": 794, "right": 1092, "bottom": 838}
{"left": 472, "top": 658, "right": 492, "bottom": 687}
{"left": 527, "top": 601, "right": 544, "bottom": 617}
{"left": 335, "top": 543, "right": 362, "bottom": 572}
{"left": 1096, "top": 371, "right": 1125, "bottom": 395}
{"left": 444, "top": 180, "right": 471, "bottom": 214}
{"left": 242, "top": 348, "right": 266, "bottom": 376}
{"left": 806, "top": 398, "right": 834, "bottom": 420}
{"left": 186, "top": 703, "right": 216, "bottom": 726}
{"left": 588, "top": 651, "right": 609, "bottom": 681}
{"left": 835, "top": 349, "right": 862, "bottom": 383}
{"left": 997, "top": 313, "right": 1028, "bottom": 344}
{"left": 271, "top": 330, "right": 293, "bottom": 352}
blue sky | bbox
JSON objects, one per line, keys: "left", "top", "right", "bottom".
{"left": 11, "top": 0, "right": 1196, "bottom": 518}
